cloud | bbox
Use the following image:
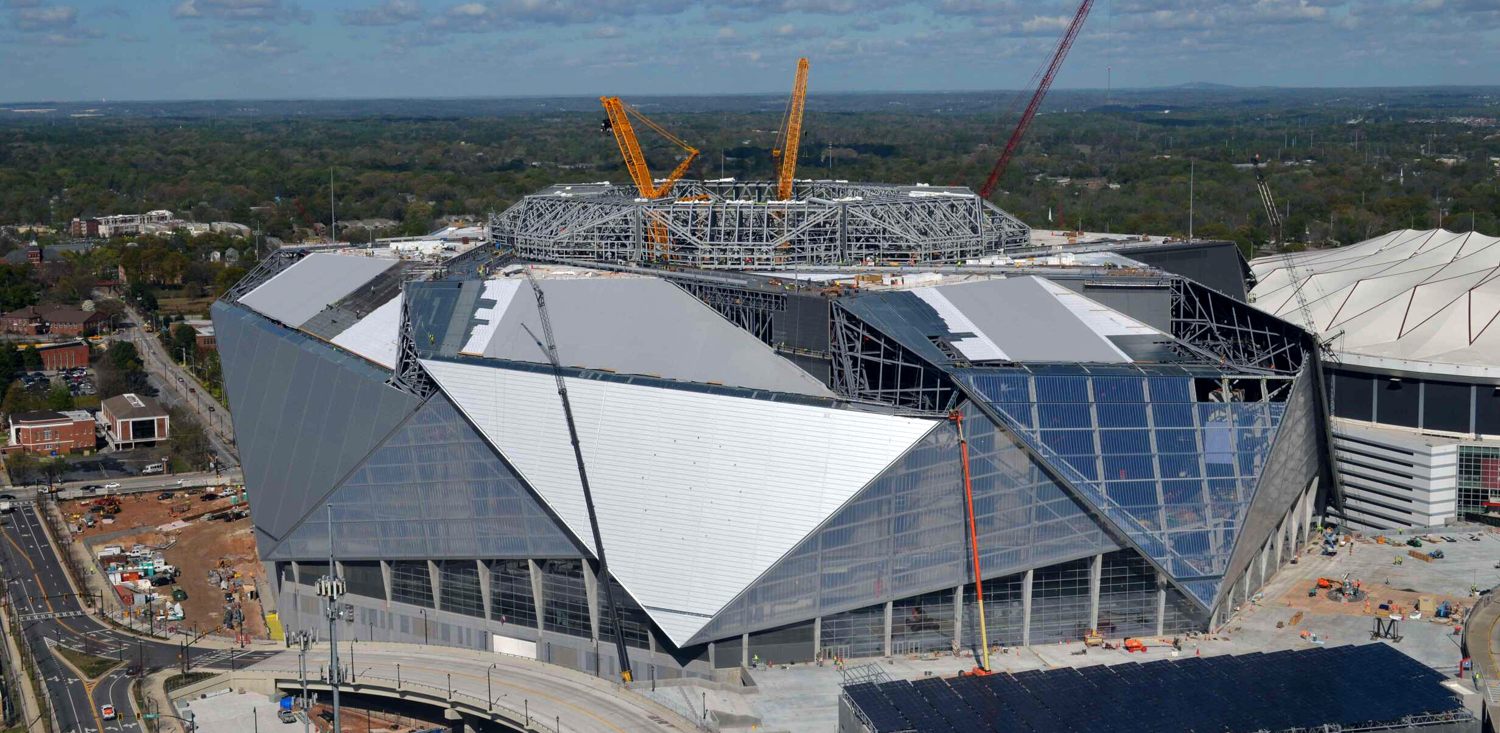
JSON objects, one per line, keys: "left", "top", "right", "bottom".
{"left": 13, "top": 4, "right": 75, "bottom": 30}
{"left": 210, "top": 24, "right": 302, "bottom": 54}
{"left": 340, "top": 0, "right": 421, "bottom": 26}
{"left": 589, "top": 24, "right": 622, "bottom": 38}
{"left": 172, "top": 0, "right": 310, "bottom": 24}
{"left": 2, "top": 0, "right": 43, "bottom": 7}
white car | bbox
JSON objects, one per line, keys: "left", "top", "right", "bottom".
{"left": 103, "top": 482, "right": 122, "bottom": 490}
{"left": 100, "top": 703, "right": 117, "bottom": 720}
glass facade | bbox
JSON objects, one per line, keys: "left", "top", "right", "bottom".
{"left": 1096, "top": 552, "right": 1157, "bottom": 639}
{"left": 821, "top": 603, "right": 887, "bottom": 659}
{"left": 273, "top": 394, "right": 581, "bottom": 561}
{"left": 539, "top": 559, "right": 592, "bottom": 638}
{"left": 891, "top": 590, "right": 954, "bottom": 655}
{"left": 389, "top": 560, "right": 434, "bottom": 608}
{"left": 597, "top": 578, "right": 652, "bottom": 649}
{"left": 694, "top": 403, "right": 1117, "bottom": 644}
{"left": 960, "top": 368, "right": 1289, "bottom": 605}
{"left": 438, "top": 560, "right": 485, "bottom": 618}
{"left": 963, "top": 571, "right": 1026, "bottom": 648}
{"left": 342, "top": 561, "right": 384, "bottom": 600}
{"left": 1028, "top": 557, "right": 1093, "bottom": 644}
{"left": 1458, "top": 445, "right": 1500, "bottom": 517}
{"left": 490, "top": 560, "right": 537, "bottom": 627}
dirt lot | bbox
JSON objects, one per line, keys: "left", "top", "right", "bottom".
{"left": 69, "top": 489, "right": 268, "bottom": 640}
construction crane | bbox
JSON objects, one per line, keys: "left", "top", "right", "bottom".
{"left": 599, "top": 96, "right": 699, "bottom": 199}
{"left": 522, "top": 271, "right": 635, "bottom": 684}
{"left": 1250, "top": 154, "right": 1285, "bottom": 248}
{"left": 950, "top": 411, "right": 992, "bottom": 675}
{"left": 978, "top": 0, "right": 1094, "bottom": 200}
{"left": 772, "top": 57, "right": 810, "bottom": 201}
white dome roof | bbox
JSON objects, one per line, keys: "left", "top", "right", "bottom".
{"left": 1249, "top": 229, "right": 1500, "bottom": 375}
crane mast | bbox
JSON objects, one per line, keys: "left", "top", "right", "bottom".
{"left": 773, "top": 57, "right": 810, "bottom": 201}
{"left": 522, "top": 272, "right": 635, "bottom": 683}
{"left": 599, "top": 96, "right": 700, "bottom": 199}
{"left": 978, "top": 0, "right": 1094, "bottom": 200}
{"left": 1250, "top": 154, "right": 1285, "bottom": 248}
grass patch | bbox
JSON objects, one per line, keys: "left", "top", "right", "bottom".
{"left": 57, "top": 645, "right": 121, "bottom": 680}
{"left": 164, "top": 671, "right": 216, "bottom": 692}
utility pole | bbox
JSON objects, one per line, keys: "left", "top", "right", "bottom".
{"left": 315, "top": 507, "right": 344, "bottom": 733}
{"left": 1188, "top": 158, "right": 1195, "bottom": 241}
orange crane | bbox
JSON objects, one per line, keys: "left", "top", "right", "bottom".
{"left": 599, "top": 96, "right": 699, "bottom": 199}
{"left": 978, "top": 0, "right": 1094, "bottom": 200}
{"left": 772, "top": 57, "right": 810, "bottom": 201}
{"left": 950, "top": 410, "right": 993, "bottom": 675}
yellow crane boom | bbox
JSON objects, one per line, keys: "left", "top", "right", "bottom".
{"left": 773, "top": 57, "right": 810, "bottom": 201}
{"left": 599, "top": 96, "right": 699, "bottom": 199}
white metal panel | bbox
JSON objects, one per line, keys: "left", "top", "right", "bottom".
{"left": 239, "top": 253, "right": 397, "bottom": 328}
{"left": 1036, "top": 277, "right": 1161, "bottom": 337}
{"left": 330, "top": 293, "right": 402, "bottom": 369}
{"left": 460, "top": 279, "right": 522, "bottom": 356}
{"left": 419, "top": 358, "right": 938, "bottom": 646}
{"left": 911, "top": 287, "right": 1009, "bottom": 361}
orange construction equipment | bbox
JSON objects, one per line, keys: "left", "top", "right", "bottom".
{"left": 1123, "top": 638, "right": 1147, "bottom": 653}
{"left": 772, "top": 57, "right": 810, "bottom": 201}
{"left": 950, "top": 410, "right": 992, "bottom": 675}
{"left": 599, "top": 96, "right": 699, "bottom": 200}
{"left": 1083, "top": 629, "right": 1103, "bottom": 647}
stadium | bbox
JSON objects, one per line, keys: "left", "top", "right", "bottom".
{"left": 215, "top": 242, "right": 1333, "bottom": 680}
{"left": 1250, "top": 229, "right": 1500, "bottom": 531}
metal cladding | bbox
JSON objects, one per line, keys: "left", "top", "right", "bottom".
{"left": 490, "top": 180, "right": 1031, "bottom": 269}
{"left": 216, "top": 245, "right": 1329, "bottom": 661}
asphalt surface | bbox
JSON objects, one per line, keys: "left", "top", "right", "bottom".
{"left": 116, "top": 305, "right": 237, "bottom": 469}
{"left": 1, "top": 503, "right": 276, "bottom": 733}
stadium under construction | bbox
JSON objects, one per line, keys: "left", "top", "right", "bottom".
{"left": 215, "top": 232, "right": 1338, "bottom": 683}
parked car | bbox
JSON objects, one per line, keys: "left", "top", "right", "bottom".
{"left": 0, "top": 493, "right": 15, "bottom": 501}
{"left": 158, "top": 492, "right": 174, "bottom": 500}
{"left": 278, "top": 710, "right": 297, "bottom": 724}
{"left": 100, "top": 704, "right": 116, "bottom": 721}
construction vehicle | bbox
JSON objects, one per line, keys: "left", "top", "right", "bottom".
{"left": 599, "top": 96, "right": 699, "bottom": 200}
{"left": 599, "top": 95, "right": 700, "bottom": 258}
{"left": 1122, "top": 638, "right": 1147, "bottom": 653}
{"left": 950, "top": 411, "right": 992, "bottom": 675}
{"left": 978, "top": 0, "right": 1094, "bottom": 200}
{"left": 772, "top": 57, "right": 810, "bottom": 201}
{"left": 521, "top": 272, "right": 634, "bottom": 684}
{"left": 1083, "top": 629, "right": 1103, "bottom": 647}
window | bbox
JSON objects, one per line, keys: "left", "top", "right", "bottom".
{"left": 539, "top": 559, "right": 591, "bottom": 638}
{"left": 389, "top": 561, "right": 433, "bottom": 608}
{"left": 437, "top": 560, "right": 484, "bottom": 618}
{"left": 490, "top": 560, "right": 536, "bottom": 627}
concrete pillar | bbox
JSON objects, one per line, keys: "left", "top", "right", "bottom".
{"left": 951, "top": 586, "right": 963, "bottom": 653}
{"left": 291, "top": 560, "right": 300, "bottom": 585}
{"left": 1087, "top": 553, "right": 1103, "bottom": 631}
{"left": 476, "top": 560, "right": 491, "bottom": 621}
{"left": 427, "top": 560, "right": 442, "bottom": 611}
{"left": 1021, "top": 569, "right": 1034, "bottom": 647}
{"left": 1155, "top": 575, "right": 1167, "bottom": 636}
{"left": 1271, "top": 517, "right": 1285, "bottom": 569}
{"left": 740, "top": 633, "right": 749, "bottom": 668}
{"left": 882, "top": 601, "right": 893, "bottom": 657}
{"left": 527, "top": 560, "right": 545, "bottom": 632}
{"left": 380, "top": 560, "right": 392, "bottom": 605}
{"left": 812, "top": 616, "right": 822, "bottom": 660}
{"left": 707, "top": 641, "right": 716, "bottom": 669}
{"left": 582, "top": 562, "right": 600, "bottom": 642}
{"left": 1241, "top": 566, "right": 1251, "bottom": 605}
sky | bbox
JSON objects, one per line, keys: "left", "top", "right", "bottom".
{"left": 2, "top": 0, "right": 1498, "bottom": 103}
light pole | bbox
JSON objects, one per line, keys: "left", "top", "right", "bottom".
{"left": 314, "top": 506, "right": 344, "bottom": 733}
{"left": 487, "top": 663, "right": 495, "bottom": 710}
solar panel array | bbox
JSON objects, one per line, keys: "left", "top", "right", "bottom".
{"left": 843, "top": 644, "right": 1461, "bottom": 733}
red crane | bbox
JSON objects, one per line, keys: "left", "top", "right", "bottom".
{"left": 978, "top": 0, "right": 1095, "bottom": 200}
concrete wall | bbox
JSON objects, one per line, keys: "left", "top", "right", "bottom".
{"left": 1333, "top": 420, "right": 1459, "bottom": 530}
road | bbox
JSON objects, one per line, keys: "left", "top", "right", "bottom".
{"left": 6, "top": 470, "right": 245, "bottom": 502}
{"left": 115, "top": 302, "right": 237, "bottom": 469}
{"left": 1, "top": 504, "right": 276, "bottom": 733}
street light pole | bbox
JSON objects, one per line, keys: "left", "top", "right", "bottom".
{"left": 314, "top": 506, "right": 344, "bottom": 733}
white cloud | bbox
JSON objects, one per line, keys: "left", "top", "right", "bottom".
{"left": 340, "top": 0, "right": 422, "bottom": 26}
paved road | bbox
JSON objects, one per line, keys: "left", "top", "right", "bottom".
{"left": 115, "top": 303, "right": 237, "bottom": 468}
{"left": 5, "top": 470, "right": 245, "bottom": 503}
{"left": 1, "top": 504, "right": 276, "bottom": 732}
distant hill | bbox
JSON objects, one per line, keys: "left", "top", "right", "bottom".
{"left": 1170, "top": 82, "right": 1242, "bottom": 90}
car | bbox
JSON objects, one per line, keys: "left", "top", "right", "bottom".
{"left": 100, "top": 704, "right": 116, "bottom": 721}
{"left": 80, "top": 484, "right": 99, "bottom": 493}
{"left": 175, "top": 478, "right": 187, "bottom": 485}
{"left": 0, "top": 493, "right": 15, "bottom": 501}
{"left": 318, "top": 711, "right": 334, "bottom": 724}
{"left": 103, "top": 482, "right": 121, "bottom": 490}
{"left": 150, "top": 574, "right": 175, "bottom": 587}
{"left": 278, "top": 710, "right": 297, "bottom": 724}
{"left": 125, "top": 664, "right": 141, "bottom": 677}
{"left": 158, "top": 491, "right": 174, "bottom": 500}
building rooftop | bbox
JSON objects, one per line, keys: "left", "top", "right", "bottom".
{"left": 100, "top": 393, "right": 166, "bottom": 420}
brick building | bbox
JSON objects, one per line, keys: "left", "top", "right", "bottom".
{"left": 6, "top": 410, "right": 96, "bottom": 455}
{"left": 0, "top": 305, "right": 109, "bottom": 337}
{"left": 36, "top": 341, "right": 89, "bottom": 371}
{"left": 99, "top": 393, "right": 169, "bottom": 450}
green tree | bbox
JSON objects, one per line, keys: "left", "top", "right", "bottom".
{"left": 0, "top": 341, "right": 20, "bottom": 386}
{"left": 0, "top": 263, "right": 40, "bottom": 312}
{"left": 19, "top": 346, "right": 41, "bottom": 372}
{"left": 107, "top": 341, "right": 142, "bottom": 372}
{"left": 2, "top": 381, "right": 46, "bottom": 415}
{"left": 5, "top": 452, "right": 37, "bottom": 485}
{"left": 45, "top": 383, "right": 74, "bottom": 411}
{"left": 166, "top": 407, "right": 212, "bottom": 471}
{"left": 170, "top": 324, "right": 197, "bottom": 364}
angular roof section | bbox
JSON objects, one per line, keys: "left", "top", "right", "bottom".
{"left": 100, "top": 393, "right": 166, "bottom": 420}
{"left": 329, "top": 293, "right": 403, "bottom": 369}
{"left": 841, "top": 275, "right": 1171, "bottom": 366}
{"left": 409, "top": 276, "right": 834, "bottom": 398}
{"left": 1249, "top": 229, "right": 1500, "bottom": 373}
{"left": 419, "top": 357, "right": 937, "bottom": 646}
{"left": 237, "top": 252, "right": 397, "bottom": 328}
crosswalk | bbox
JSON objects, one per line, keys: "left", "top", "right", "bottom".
{"left": 18, "top": 609, "right": 85, "bottom": 622}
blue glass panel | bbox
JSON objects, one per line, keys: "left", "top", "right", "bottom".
{"left": 1099, "top": 430, "right": 1151, "bottom": 455}
{"left": 958, "top": 367, "right": 1293, "bottom": 604}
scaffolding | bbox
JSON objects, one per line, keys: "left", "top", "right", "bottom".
{"left": 491, "top": 180, "right": 1030, "bottom": 270}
